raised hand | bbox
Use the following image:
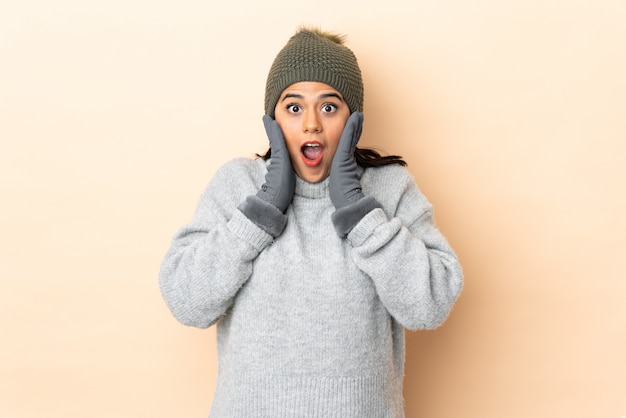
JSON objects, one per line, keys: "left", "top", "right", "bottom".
{"left": 329, "top": 112, "right": 383, "bottom": 238}
{"left": 238, "top": 116, "right": 295, "bottom": 237}
{"left": 329, "top": 111, "right": 364, "bottom": 209}
{"left": 258, "top": 115, "right": 296, "bottom": 213}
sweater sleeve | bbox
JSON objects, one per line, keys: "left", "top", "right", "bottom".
{"left": 345, "top": 167, "right": 463, "bottom": 331}
{"left": 158, "top": 159, "right": 274, "bottom": 328}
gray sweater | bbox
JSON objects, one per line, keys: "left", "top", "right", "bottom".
{"left": 159, "top": 157, "right": 463, "bottom": 417}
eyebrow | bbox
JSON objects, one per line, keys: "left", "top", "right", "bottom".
{"left": 319, "top": 92, "right": 345, "bottom": 101}
{"left": 280, "top": 92, "right": 345, "bottom": 102}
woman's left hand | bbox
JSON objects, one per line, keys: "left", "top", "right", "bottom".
{"left": 329, "top": 111, "right": 364, "bottom": 209}
{"left": 329, "top": 112, "right": 384, "bottom": 238}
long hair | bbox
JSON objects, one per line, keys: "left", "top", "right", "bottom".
{"left": 257, "top": 147, "right": 407, "bottom": 168}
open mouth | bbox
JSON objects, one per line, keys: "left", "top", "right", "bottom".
{"left": 301, "top": 142, "right": 324, "bottom": 166}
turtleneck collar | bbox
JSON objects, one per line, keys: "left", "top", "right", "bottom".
{"left": 262, "top": 157, "right": 364, "bottom": 199}
{"left": 294, "top": 175, "right": 330, "bottom": 199}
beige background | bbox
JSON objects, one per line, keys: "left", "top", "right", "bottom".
{"left": 1, "top": 0, "right": 625, "bottom": 417}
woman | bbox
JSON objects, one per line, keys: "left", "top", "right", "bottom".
{"left": 159, "top": 27, "right": 463, "bottom": 417}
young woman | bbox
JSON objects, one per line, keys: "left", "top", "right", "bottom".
{"left": 159, "top": 27, "right": 463, "bottom": 417}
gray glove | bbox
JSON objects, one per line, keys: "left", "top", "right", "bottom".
{"left": 329, "top": 112, "right": 365, "bottom": 208}
{"left": 330, "top": 112, "right": 382, "bottom": 237}
{"left": 257, "top": 115, "right": 296, "bottom": 212}
{"left": 238, "top": 116, "right": 295, "bottom": 237}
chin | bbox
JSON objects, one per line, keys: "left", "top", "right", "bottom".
{"left": 298, "top": 170, "right": 328, "bottom": 184}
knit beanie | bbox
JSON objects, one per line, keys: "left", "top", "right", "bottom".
{"left": 264, "top": 28, "right": 364, "bottom": 118}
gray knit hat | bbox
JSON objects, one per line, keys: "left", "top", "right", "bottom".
{"left": 264, "top": 28, "right": 364, "bottom": 118}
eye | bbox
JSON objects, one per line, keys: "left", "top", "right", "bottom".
{"left": 321, "top": 103, "right": 338, "bottom": 113}
{"left": 286, "top": 104, "right": 302, "bottom": 113}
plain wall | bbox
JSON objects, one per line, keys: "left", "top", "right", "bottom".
{"left": 1, "top": 1, "right": 625, "bottom": 417}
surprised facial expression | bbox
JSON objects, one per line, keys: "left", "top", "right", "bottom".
{"left": 273, "top": 81, "right": 351, "bottom": 183}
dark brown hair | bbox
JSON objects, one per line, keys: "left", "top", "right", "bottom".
{"left": 257, "top": 147, "right": 407, "bottom": 168}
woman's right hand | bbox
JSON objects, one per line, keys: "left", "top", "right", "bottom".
{"left": 257, "top": 115, "right": 296, "bottom": 213}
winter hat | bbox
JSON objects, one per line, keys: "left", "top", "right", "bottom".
{"left": 264, "top": 27, "right": 364, "bottom": 118}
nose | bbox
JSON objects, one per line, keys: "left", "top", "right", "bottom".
{"left": 303, "top": 110, "right": 321, "bottom": 133}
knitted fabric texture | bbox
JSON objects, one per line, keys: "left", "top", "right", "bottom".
{"left": 159, "top": 157, "right": 464, "bottom": 417}
{"left": 264, "top": 29, "right": 364, "bottom": 118}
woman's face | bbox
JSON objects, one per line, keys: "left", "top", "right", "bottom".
{"left": 273, "top": 81, "right": 350, "bottom": 183}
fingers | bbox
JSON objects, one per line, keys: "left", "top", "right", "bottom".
{"left": 259, "top": 115, "right": 295, "bottom": 213}
{"left": 262, "top": 115, "right": 292, "bottom": 165}
{"left": 339, "top": 112, "right": 364, "bottom": 155}
{"left": 262, "top": 115, "right": 282, "bottom": 145}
